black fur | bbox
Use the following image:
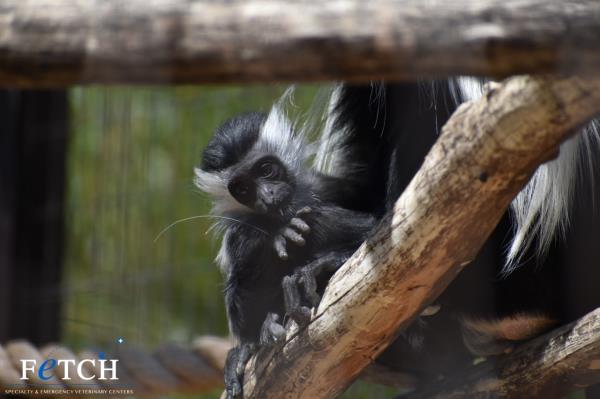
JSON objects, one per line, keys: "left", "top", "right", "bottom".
{"left": 334, "top": 81, "right": 600, "bottom": 388}
{"left": 201, "top": 112, "right": 265, "bottom": 172}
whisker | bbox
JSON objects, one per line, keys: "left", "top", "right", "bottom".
{"left": 154, "top": 215, "right": 268, "bottom": 243}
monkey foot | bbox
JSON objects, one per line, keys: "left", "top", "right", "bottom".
{"left": 224, "top": 343, "right": 255, "bottom": 399}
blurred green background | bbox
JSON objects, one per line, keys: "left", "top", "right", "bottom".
{"left": 62, "top": 85, "right": 397, "bottom": 398}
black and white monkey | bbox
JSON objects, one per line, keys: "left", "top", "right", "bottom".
{"left": 196, "top": 80, "right": 600, "bottom": 396}
{"left": 195, "top": 95, "right": 377, "bottom": 398}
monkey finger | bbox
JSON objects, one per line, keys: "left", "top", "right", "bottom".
{"left": 274, "top": 235, "right": 288, "bottom": 260}
{"left": 296, "top": 206, "right": 312, "bottom": 215}
{"left": 299, "top": 270, "right": 320, "bottom": 307}
{"left": 283, "top": 227, "right": 305, "bottom": 246}
{"left": 290, "top": 217, "right": 310, "bottom": 233}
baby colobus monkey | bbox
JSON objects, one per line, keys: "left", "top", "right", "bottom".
{"left": 195, "top": 101, "right": 377, "bottom": 398}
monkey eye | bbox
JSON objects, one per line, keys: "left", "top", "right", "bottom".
{"left": 259, "top": 162, "right": 275, "bottom": 178}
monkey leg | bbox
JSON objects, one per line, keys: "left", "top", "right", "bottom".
{"left": 259, "top": 312, "right": 286, "bottom": 346}
{"left": 224, "top": 343, "right": 255, "bottom": 399}
{"left": 273, "top": 207, "right": 312, "bottom": 260}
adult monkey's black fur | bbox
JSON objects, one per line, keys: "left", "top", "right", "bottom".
{"left": 328, "top": 81, "right": 600, "bottom": 383}
{"left": 197, "top": 81, "right": 600, "bottom": 397}
{"left": 328, "top": 81, "right": 600, "bottom": 390}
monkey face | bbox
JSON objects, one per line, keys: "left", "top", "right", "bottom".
{"left": 227, "top": 155, "right": 295, "bottom": 214}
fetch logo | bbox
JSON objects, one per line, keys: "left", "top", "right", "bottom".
{"left": 20, "top": 353, "right": 118, "bottom": 381}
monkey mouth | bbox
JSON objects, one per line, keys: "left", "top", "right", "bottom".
{"left": 255, "top": 199, "right": 276, "bottom": 214}
{"left": 255, "top": 198, "right": 288, "bottom": 216}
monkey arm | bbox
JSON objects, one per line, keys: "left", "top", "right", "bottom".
{"left": 281, "top": 206, "right": 376, "bottom": 325}
{"left": 311, "top": 206, "right": 377, "bottom": 248}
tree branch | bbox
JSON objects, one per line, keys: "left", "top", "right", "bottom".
{"left": 1, "top": 0, "right": 600, "bottom": 87}
{"left": 239, "top": 75, "right": 600, "bottom": 398}
{"left": 405, "top": 307, "right": 600, "bottom": 399}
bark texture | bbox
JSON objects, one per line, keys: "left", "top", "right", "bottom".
{"left": 239, "top": 76, "right": 600, "bottom": 398}
{"left": 0, "top": 0, "right": 599, "bottom": 86}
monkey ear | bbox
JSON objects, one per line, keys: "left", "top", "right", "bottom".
{"left": 461, "top": 314, "right": 557, "bottom": 357}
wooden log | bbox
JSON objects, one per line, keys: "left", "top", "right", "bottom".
{"left": 237, "top": 75, "right": 600, "bottom": 398}
{"left": 405, "top": 307, "right": 600, "bottom": 399}
{"left": 0, "top": 0, "right": 600, "bottom": 87}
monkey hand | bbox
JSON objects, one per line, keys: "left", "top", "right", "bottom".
{"left": 273, "top": 206, "right": 312, "bottom": 260}
{"left": 282, "top": 252, "right": 351, "bottom": 326}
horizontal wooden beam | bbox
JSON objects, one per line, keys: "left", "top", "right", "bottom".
{"left": 1, "top": 0, "right": 599, "bottom": 87}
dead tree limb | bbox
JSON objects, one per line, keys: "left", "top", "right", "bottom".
{"left": 405, "top": 306, "right": 600, "bottom": 399}
{"left": 1, "top": 0, "right": 600, "bottom": 87}
{"left": 238, "top": 75, "right": 600, "bottom": 398}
